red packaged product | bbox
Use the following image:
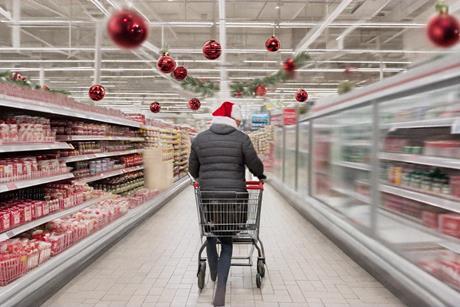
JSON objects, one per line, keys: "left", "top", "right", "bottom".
{"left": 439, "top": 214, "right": 460, "bottom": 238}
{"left": 0, "top": 211, "right": 11, "bottom": 232}
{"left": 422, "top": 211, "right": 439, "bottom": 229}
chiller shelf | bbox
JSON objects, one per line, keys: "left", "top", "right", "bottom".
{"left": 0, "top": 142, "right": 74, "bottom": 153}
{"left": 0, "top": 195, "right": 110, "bottom": 242}
{"left": 0, "top": 173, "right": 74, "bottom": 193}
{"left": 0, "top": 94, "right": 141, "bottom": 128}
{"left": 77, "top": 165, "right": 144, "bottom": 183}
{"left": 332, "top": 187, "right": 371, "bottom": 204}
{"left": 57, "top": 135, "right": 144, "bottom": 142}
{"left": 380, "top": 152, "right": 460, "bottom": 170}
{"left": 381, "top": 184, "right": 460, "bottom": 214}
{"left": 332, "top": 161, "right": 370, "bottom": 171}
{"left": 60, "top": 149, "right": 143, "bottom": 163}
{"left": 381, "top": 117, "right": 458, "bottom": 131}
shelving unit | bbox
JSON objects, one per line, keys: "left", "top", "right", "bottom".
{"left": 60, "top": 149, "right": 143, "bottom": 163}
{"left": 381, "top": 117, "right": 459, "bottom": 131}
{"left": 380, "top": 152, "right": 460, "bottom": 170}
{"left": 332, "top": 161, "right": 370, "bottom": 171}
{"left": 0, "top": 173, "right": 74, "bottom": 193}
{"left": 0, "top": 143, "right": 73, "bottom": 153}
{"left": 77, "top": 165, "right": 144, "bottom": 183}
{"left": 57, "top": 135, "right": 144, "bottom": 142}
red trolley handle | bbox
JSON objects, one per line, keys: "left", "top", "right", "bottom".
{"left": 193, "top": 181, "right": 264, "bottom": 190}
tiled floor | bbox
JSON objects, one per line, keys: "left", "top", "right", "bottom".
{"left": 44, "top": 186, "right": 405, "bottom": 307}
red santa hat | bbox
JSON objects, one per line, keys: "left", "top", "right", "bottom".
{"left": 212, "top": 101, "right": 242, "bottom": 121}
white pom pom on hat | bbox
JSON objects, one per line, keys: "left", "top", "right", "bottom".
{"left": 212, "top": 101, "right": 242, "bottom": 121}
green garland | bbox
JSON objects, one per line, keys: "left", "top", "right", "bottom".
{"left": 0, "top": 71, "right": 70, "bottom": 96}
{"left": 337, "top": 80, "right": 355, "bottom": 95}
{"left": 181, "top": 52, "right": 311, "bottom": 97}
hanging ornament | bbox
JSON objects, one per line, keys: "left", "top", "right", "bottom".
{"left": 283, "top": 58, "right": 296, "bottom": 72}
{"left": 265, "top": 35, "right": 281, "bottom": 52}
{"left": 255, "top": 84, "right": 267, "bottom": 97}
{"left": 427, "top": 1, "right": 459, "bottom": 48}
{"left": 188, "top": 98, "right": 201, "bottom": 111}
{"left": 107, "top": 9, "right": 148, "bottom": 49}
{"left": 11, "top": 72, "right": 22, "bottom": 81}
{"left": 42, "top": 84, "right": 50, "bottom": 91}
{"left": 295, "top": 89, "right": 308, "bottom": 102}
{"left": 172, "top": 66, "right": 188, "bottom": 81}
{"left": 157, "top": 52, "right": 177, "bottom": 74}
{"left": 88, "top": 84, "right": 105, "bottom": 101}
{"left": 150, "top": 101, "right": 161, "bottom": 113}
{"left": 202, "top": 40, "right": 222, "bottom": 60}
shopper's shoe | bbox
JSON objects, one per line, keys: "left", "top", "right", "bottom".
{"left": 213, "top": 286, "right": 226, "bottom": 306}
{"left": 210, "top": 270, "right": 217, "bottom": 282}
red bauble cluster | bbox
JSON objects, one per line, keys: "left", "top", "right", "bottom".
{"left": 88, "top": 84, "right": 105, "bottom": 101}
{"left": 188, "top": 98, "right": 201, "bottom": 110}
{"left": 157, "top": 53, "right": 176, "bottom": 74}
{"left": 265, "top": 35, "right": 281, "bottom": 52}
{"left": 202, "top": 40, "right": 222, "bottom": 60}
{"left": 11, "top": 72, "right": 26, "bottom": 81}
{"left": 107, "top": 9, "right": 148, "bottom": 49}
{"left": 172, "top": 66, "right": 188, "bottom": 81}
{"left": 427, "top": 7, "right": 459, "bottom": 47}
{"left": 295, "top": 89, "right": 308, "bottom": 102}
{"left": 255, "top": 84, "right": 267, "bottom": 97}
{"left": 150, "top": 102, "right": 161, "bottom": 113}
{"left": 283, "top": 58, "right": 296, "bottom": 72}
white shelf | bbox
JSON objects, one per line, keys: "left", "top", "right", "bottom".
{"left": 332, "top": 187, "right": 371, "bottom": 204}
{"left": 77, "top": 165, "right": 144, "bottom": 183}
{"left": 332, "top": 160, "right": 370, "bottom": 171}
{"left": 381, "top": 184, "right": 460, "bottom": 214}
{"left": 381, "top": 117, "right": 457, "bottom": 131}
{"left": 57, "top": 135, "right": 144, "bottom": 142}
{"left": 0, "top": 94, "right": 141, "bottom": 128}
{"left": 0, "top": 142, "right": 73, "bottom": 153}
{"left": 380, "top": 152, "right": 460, "bottom": 170}
{"left": 60, "top": 149, "right": 143, "bottom": 163}
{"left": 0, "top": 195, "right": 110, "bottom": 242}
{"left": 345, "top": 140, "right": 371, "bottom": 146}
{"left": 0, "top": 173, "right": 74, "bottom": 193}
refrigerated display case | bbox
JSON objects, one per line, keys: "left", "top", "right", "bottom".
{"left": 269, "top": 51, "right": 460, "bottom": 306}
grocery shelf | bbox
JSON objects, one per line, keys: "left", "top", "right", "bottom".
{"left": 60, "top": 149, "right": 143, "bottom": 163}
{"left": 0, "top": 173, "right": 74, "bottom": 193}
{"left": 381, "top": 184, "right": 460, "bottom": 214}
{"left": 380, "top": 152, "right": 460, "bottom": 170}
{"left": 0, "top": 142, "right": 74, "bottom": 153}
{"left": 381, "top": 117, "right": 458, "bottom": 131}
{"left": 332, "top": 187, "right": 371, "bottom": 204}
{"left": 345, "top": 140, "right": 371, "bottom": 146}
{"left": 0, "top": 94, "right": 141, "bottom": 128}
{"left": 0, "top": 195, "right": 110, "bottom": 242}
{"left": 57, "top": 135, "right": 145, "bottom": 142}
{"left": 332, "top": 160, "right": 370, "bottom": 171}
{"left": 0, "top": 178, "right": 188, "bottom": 306}
{"left": 77, "top": 165, "right": 144, "bottom": 183}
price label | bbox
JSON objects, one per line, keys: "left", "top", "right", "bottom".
{"left": 6, "top": 183, "right": 17, "bottom": 190}
{"left": 6, "top": 231, "right": 14, "bottom": 238}
{"left": 451, "top": 119, "right": 460, "bottom": 134}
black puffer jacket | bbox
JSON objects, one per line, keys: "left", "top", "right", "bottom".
{"left": 189, "top": 124, "right": 265, "bottom": 191}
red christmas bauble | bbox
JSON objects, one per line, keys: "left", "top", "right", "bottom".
{"left": 295, "top": 89, "right": 308, "bottom": 102}
{"left": 283, "top": 58, "right": 296, "bottom": 72}
{"left": 107, "top": 9, "right": 148, "bottom": 49}
{"left": 202, "top": 40, "right": 221, "bottom": 60}
{"left": 88, "top": 84, "right": 105, "bottom": 101}
{"left": 157, "top": 53, "right": 176, "bottom": 74}
{"left": 172, "top": 66, "right": 188, "bottom": 81}
{"left": 427, "top": 12, "right": 459, "bottom": 47}
{"left": 150, "top": 102, "right": 161, "bottom": 113}
{"left": 188, "top": 98, "right": 201, "bottom": 110}
{"left": 255, "top": 85, "right": 267, "bottom": 97}
{"left": 265, "top": 35, "right": 281, "bottom": 52}
{"left": 233, "top": 91, "right": 242, "bottom": 98}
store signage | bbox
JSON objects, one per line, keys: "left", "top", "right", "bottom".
{"left": 283, "top": 108, "right": 297, "bottom": 125}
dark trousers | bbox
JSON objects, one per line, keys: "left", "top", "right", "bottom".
{"left": 206, "top": 237, "right": 233, "bottom": 306}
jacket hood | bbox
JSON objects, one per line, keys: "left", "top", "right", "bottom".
{"left": 210, "top": 124, "right": 237, "bottom": 135}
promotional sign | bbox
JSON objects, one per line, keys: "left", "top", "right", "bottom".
{"left": 251, "top": 113, "right": 270, "bottom": 130}
{"left": 283, "top": 108, "right": 297, "bottom": 125}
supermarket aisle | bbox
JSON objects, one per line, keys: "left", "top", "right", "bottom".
{"left": 44, "top": 186, "right": 404, "bottom": 307}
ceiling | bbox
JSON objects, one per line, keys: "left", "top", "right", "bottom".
{"left": 0, "top": 0, "right": 458, "bottom": 122}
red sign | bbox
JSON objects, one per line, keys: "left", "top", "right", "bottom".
{"left": 283, "top": 108, "right": 297, "bottom": 125}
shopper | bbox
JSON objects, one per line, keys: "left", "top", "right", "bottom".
{"left": 189, "top": 101, "right": 266, "bottom": 306}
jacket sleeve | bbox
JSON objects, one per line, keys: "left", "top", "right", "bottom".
{"left": 188, "top": 141, "right": 200, "bottom": 179}
{"left": 242, "top": 135, "right": 265, "bottom": 179}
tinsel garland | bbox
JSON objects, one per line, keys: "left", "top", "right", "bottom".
{"left": 337, "top": 80, "right": 355, "bottom": 95}
{"left": 181, "top": 52, "right": 311, "bottom": 97}
{"left": 0, "top": 71, "right": 70, "bottom": 96}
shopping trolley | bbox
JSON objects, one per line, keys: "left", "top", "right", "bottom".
{"left": 190, "top": 175, "right": 266, "bottom": 289}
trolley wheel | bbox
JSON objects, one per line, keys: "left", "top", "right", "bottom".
{"left": 256, "top": 273, "right": 262, "bottom": 288}
{"left": 257, "top": 259, "right": 265, "bottom": 278}
{"left": 197, "top": 261, "right": 206, "bottom": 290}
